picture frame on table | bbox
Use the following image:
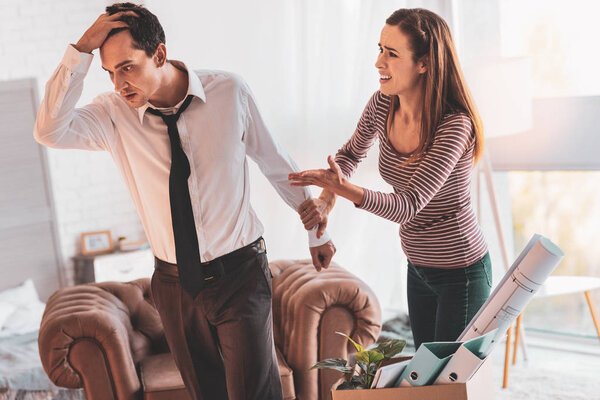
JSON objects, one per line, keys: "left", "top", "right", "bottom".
{"left": 80, "top": 230, "right": 114, "bottom": 256}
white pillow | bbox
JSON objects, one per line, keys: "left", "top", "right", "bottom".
{"left": 0, "top": 302, "right": 17, "bottom": 330}
{"left": 0, "top": 302, "right": 46, "bottom": 337}
{"left": 0, "top": 279, "right": 41, "bottom": 307}
{"left": 0, "top": 279, "right": 45, "bottom": 337}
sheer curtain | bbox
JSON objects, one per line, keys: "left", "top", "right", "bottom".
{"left": 146, "top": 0, "right": 452, "bottom": 314}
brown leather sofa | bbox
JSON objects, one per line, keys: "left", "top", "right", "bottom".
{"left": 39, "top": 259, "right": 381, "bottom": 400}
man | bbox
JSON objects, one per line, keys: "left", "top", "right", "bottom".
{"left": 34, "top": 3, "right": 335, "bottom": 399}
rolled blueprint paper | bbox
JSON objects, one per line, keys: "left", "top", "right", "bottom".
{"left": 458, "top": 234, "right": 564, "bottom": 357}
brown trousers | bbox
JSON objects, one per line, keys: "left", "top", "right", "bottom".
{"left": 150, "top": 246, "right": 283, "bottom": 400}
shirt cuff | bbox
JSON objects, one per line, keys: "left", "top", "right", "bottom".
{"left": 307, "top": 227, "right": 331, "bottom": 247}
{"left": 63, "top": 44, "right": 93, "bottom": 75}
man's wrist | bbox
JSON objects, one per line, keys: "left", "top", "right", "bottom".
{"left": 308, "top": 228, "right": 330, "bottom": 247}
{"left": 62, "top": 45, "right": 94, "bottom": 76}
{"left": 74, "top": 40, "right": 94, "bottom": 54}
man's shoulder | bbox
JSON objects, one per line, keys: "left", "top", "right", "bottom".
{"left": 192, "top": 69, "right": 249, "bottom": 94}
{"left": 95, "top": 91, "right": 136, "bottom": 112}
{"left": 90, "top": 91, "right": 122, "bottom": 110}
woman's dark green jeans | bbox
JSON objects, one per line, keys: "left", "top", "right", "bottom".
{"left": 407, "top": 252, "right": 492, "bottom": 349}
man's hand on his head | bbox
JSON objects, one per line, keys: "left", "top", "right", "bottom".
{"left": 74, "top": 11, "right": 137, "bottom": 53}
{"left": 309, "top": 240, "right": 336, "bottom": 272}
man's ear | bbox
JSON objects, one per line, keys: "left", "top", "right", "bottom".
{"left": 153, "top": 44, "right": 167, "bottom": 67}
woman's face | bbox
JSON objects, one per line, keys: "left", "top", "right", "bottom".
{"left": 375, "top": 24, "right": 426, "bottom": 97}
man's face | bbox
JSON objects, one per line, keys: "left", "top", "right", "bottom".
{"left": 100, "top": 30, "right": 161, "bottom": 108}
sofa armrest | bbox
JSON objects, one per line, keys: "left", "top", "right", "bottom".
{"left": 38, "top": 279, "right": 166, "bottom": 400}
{"left": 270, "top": 260, "right": 382, "bottom": 400}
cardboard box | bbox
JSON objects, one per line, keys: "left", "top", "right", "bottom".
{"left": 331, "top": 357, "right": 495, "bottom": 400}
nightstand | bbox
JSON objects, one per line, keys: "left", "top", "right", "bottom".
{"left": 73, "top": 248, "right": 155, "bottom": 284}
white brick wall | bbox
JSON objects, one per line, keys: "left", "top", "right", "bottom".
{"left": 0, "top": 0, "right": 146, "bottom": 285}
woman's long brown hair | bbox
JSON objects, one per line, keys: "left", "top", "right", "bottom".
{"left": 385, "top": 8, "right": 484, "bottom": 163}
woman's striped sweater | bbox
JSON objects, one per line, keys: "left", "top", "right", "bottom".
{"left": 335, "top": 91, "right": 488, "bottom": 268}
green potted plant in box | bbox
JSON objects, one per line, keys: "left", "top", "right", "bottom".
{"left": 311, "top": 332, "right": 406, "bottom": 390}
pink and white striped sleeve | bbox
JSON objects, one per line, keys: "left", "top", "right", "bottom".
{"left": 358, "top": 113, "right": 474, "bottom": 224}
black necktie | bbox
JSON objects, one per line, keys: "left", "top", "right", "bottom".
{"left": 147, "top": 96, "right": 204, "bottom": 297}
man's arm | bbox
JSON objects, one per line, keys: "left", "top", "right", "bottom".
{"left": 241, "top": 80, "right": 336, "bottom": 270}
{"left": 34, "top": 12, "right": 133, "bottom": 150}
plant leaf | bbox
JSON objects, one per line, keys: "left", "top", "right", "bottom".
{"left": 336, "top": 381, "right": 356, "bottom": 390}
{"left": 351, "top": 374, "right": 366, "bottom": 388}
{"left": 310, "top": 358, "right": 352, "bottom": 373}
{"left": 373, "top": 339, "right": 407, "bottom": 359}
{"left": 368, "top": 363, "right": 379, "bottom": 377}
{"left": 355, "top": 350, "right": 385, "bottom": 364}
{"left": 356, "top": 361, "right": 369, "bottom": 375}
{"left": 335, "top": 331, "right": 364, "bottom": 352}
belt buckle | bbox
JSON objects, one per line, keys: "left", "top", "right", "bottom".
{"left": 202, "top": 260, "right": 225, "bottom": 284}
{"left": 256, "top": 239, "right": 266, "bottom": 254}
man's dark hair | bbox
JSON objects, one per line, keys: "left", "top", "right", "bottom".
{"left": 105, "top": 2, "right": 165, "bottom": 57}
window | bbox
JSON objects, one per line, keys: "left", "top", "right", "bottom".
{"left": 510, "top": 171, "right": 600, "bottom": 337}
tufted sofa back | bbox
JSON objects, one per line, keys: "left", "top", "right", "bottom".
{"left": 39, "top": 279, "right": 168, "bottom": 395}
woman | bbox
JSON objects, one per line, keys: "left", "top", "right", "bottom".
{"left": 289, "top": 8, "right": 491, "bottom": 349}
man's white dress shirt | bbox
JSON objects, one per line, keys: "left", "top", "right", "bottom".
{"left": 34, "top": 45, "right": 329, "bottom": 264}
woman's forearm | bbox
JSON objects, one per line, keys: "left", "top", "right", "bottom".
{"left": 333, "top": 180, "right": 365, "bottom": 206}
{"left": 318, "top": 189, "right": 337, "bottom": 214}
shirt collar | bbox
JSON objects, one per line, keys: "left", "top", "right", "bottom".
{"left": 136, "top": 60, "right": 206, "bottom": 124}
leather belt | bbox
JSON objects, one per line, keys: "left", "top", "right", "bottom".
{"left": 154, "top": 237, "right": 266, "bottom": 283}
